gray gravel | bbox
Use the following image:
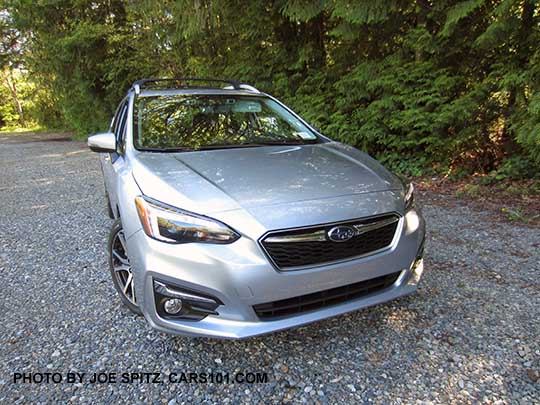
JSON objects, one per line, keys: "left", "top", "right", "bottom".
{"left": 1, "top": 133, "right": 539, "bottom": 404}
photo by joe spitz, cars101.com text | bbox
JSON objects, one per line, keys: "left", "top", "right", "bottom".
{"left": 87, "top": 77, "right": 426, "bottom": 339}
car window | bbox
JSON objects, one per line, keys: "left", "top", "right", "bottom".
{"left": 133, "top": 95, "right": 319, "bottom": 151}
{"left": 115, "top": 100, "right": 129, "bottom": 154}
{"left": 110, "top": 100, "right": 125, "bottom": 133}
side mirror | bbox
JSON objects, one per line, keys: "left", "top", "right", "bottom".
{"left": 88, "top": 132, "right": 116, "bottom": 153}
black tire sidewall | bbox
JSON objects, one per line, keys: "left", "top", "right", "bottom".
{"left": 108, "top": 219, "right": 142, "bottom": 315}
{"left": 106, "top": 192, "right": 115, "bottom": 219}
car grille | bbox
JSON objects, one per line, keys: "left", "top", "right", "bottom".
{"left": 253, "top": 271, "right": 401, "bottom": 320}
{"left": 260, "top": 214, "right": 400, "bottom": 270}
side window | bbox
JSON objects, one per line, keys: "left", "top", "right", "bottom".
{"left": 110, "top": 101, "right": 124, "bottom": 133}
{"left": 115, "top": 101, "right": 129, "bottom": 155}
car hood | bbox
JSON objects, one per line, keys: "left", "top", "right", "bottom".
{"left": 132, "top": 142, "right": 402, "bottom": 215}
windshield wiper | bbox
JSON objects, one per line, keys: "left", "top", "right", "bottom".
{"left": 139, "top": 147, "right": 194, "bottom": 153}
{"left": 197, "top": 143, "right": 265, "bottom": 150}
{"left": 139, "top": 140, "right": 317, "bottom": 153}
{"left": 197, "top": 140, "right": 316, "bottom": 150}
{"left": 249, "top": 140, "right": 312, "bottom": 145}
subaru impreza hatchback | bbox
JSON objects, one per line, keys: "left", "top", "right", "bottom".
{"left": 88, "top": 78, "right": 426, "bottom": 339}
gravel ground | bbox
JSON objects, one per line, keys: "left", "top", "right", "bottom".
{"left": 0, "top": 134, "right": 539, "bottom": 404}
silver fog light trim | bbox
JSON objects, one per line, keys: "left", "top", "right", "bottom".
{"left": 154, "top": 281, "right": 218, "bottom": 305}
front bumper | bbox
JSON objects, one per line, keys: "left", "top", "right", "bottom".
{"left": 126, "top": 208, "right": 426, "bottom": 339}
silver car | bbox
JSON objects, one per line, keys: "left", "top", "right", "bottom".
{"left": 88, "top": 78, "right": 426, "bottom": 339}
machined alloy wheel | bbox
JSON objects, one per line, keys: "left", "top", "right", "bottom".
{"left": 109, "top": 219, "right": 141, "bottom": 314}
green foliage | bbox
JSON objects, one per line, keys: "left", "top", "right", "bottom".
{"left": 0, "top": 0, "right": 539, "bottom": 175}
{"left": 512, "top": 91, "right": 540, "bottom": 166}
{"left": 441, "top": 0, "right": 484, "bottom": 37}
{"left": 0, "top": 68, "right": 62, "bottom": 129}
{"left": 281, "top": 0, "right": 325, "bottom": 21}
{"left": 494, "top": 156, "right": 539, "bottom": 180}
{"left": 501, "top": 207, "right": 539, "bottom": 223}
{"left": 331, "top": 0, "right": 403, "bottom": 25}
{"left": 455, "top": 184, "right": 481, "bottom": 198}
{"left": 328, "top": 56, "right": 477, "bottom": 173}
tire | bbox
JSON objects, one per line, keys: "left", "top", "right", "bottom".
{"left": 108, "top": 219, "right": 142, "bottom": 315}
{"left": 105, "top": 192, "right": 115, "bottom": 219}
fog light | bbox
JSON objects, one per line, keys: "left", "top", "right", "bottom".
{"left": 153, "top": 279, "right": 222, "bottom": 321}
{"left": 164, "top": 298, "right": 183, "bottom": 314}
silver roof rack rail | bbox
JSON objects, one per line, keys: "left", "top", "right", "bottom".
{"left": 238, "top": 84, "right": 260, "bottom": 93}
{"left": 223, "top": 83, "right": 260, "bottom": 93}
{"left": 132, "top": 78, "right": 242, "bottom": 95}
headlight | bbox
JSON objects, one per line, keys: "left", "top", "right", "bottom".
{"left": 134, "top": 196, "right": 240, "bottom": 244}
{"left": 404, "top": 182, "right": 414, "bottom": 210}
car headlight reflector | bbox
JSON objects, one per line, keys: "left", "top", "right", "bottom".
{"left": 135, "top": 196, "right": 240, "bottom": 244}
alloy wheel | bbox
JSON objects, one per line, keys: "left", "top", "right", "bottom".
{"left": 111, "top": 230, "right": 137, "bottom": 306}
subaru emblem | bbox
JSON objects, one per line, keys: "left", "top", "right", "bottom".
{"left": 327, "top": 226, "right": 355, "bottom": 242}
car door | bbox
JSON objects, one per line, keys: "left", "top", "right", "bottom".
{"left": 102, "top": 98, "right": 129, "bottom": 217}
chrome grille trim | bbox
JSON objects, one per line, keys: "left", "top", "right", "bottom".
{"left": 263, "top": 216, "right": 400, "bottom": 244}
{"left": 351, "top": 216, "right": 399, "bottom": 235}
{"left": 264, "top": 230, "right": 327, "bottom": 243}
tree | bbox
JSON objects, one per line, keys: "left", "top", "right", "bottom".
{"left": 0, "top": 8, "right": 25, "bottom": 127}
{"left": 1, "top": 0, "right": 539, "bottom": 174}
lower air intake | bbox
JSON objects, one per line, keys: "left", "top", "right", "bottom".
{"left": 253, "top": 271, "right": 401, "bottom": 320}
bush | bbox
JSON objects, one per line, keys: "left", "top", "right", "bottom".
{"left": 495, "top": 156, "right": 539, "bottom": 180}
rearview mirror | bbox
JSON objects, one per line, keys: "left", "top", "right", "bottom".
{"left": 88, "top": 132, "right": 116, "bottom": 153}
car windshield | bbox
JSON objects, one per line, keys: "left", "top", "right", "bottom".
{"left": 133, "top": 94, "right": 320, "bottom": 151}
